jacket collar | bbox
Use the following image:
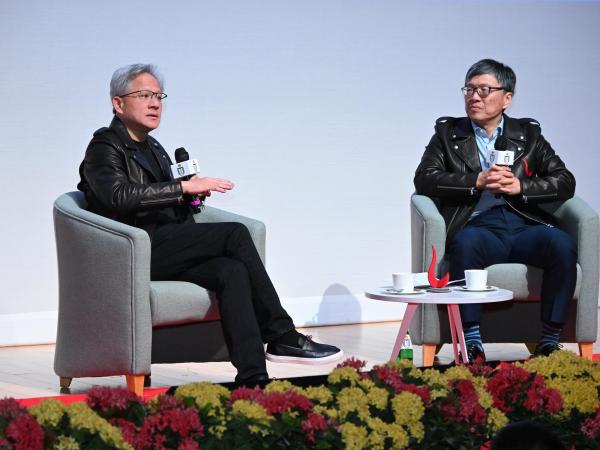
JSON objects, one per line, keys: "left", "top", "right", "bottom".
{"left": 451, "top": 114, "right": 526, "bottom": 168}
{"left": 109, "top": 116, "right": 164, "bottom": 181}
{"left": 109, "top": 116, "right": 140, "bottom": 151}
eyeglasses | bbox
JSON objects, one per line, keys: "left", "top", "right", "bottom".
{"left": 461, "top": 86, "right": 505, "bottom": 98}
{"left": 120, "top": 90, "right": 167, "bottom": 101}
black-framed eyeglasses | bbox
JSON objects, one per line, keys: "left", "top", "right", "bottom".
{"left": 120, "top": 90, "right": 167, "bottom": 101}
{"left": 461, "top": 86, "right": 505, "bottom": 98}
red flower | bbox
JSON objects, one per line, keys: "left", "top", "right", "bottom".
{"left": 486, "top": 365, "right": 562, "bottom": 416}
{"left": 0, "top": 398, "right": 28, "bottom": 420}
{"left": 441, "top": 379, "right": 487, "bottom": 428}
{"left": 87, "top": 386, "right": 143, "bottom": 413}
{"left": 301, "top": 412, "right": 328, "bottom": 443}
{"left": 582, "top": 406, "right": 600, "bottom": 439}
{"left": 135, "top": 407, "right": 203, "bottom": 450}
{"left": 372, "top": 364, "right": 431, "bottom": 404}
{"left": 4, "top": 414, "right": 45, "bottom": 450}
{"left": 336, "top": 357, "right": 367, "bottom": 370}
{"left": 231, "top": 387, "right": 313, "bottom": 415}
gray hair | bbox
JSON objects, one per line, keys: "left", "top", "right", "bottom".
{"left": 110, "top": 63, "right": 165, "bottom": 99}
{"left": 465, "top": 59, "right": 516, "bottom": 93}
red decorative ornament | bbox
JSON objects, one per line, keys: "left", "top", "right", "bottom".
{"left": 427, "top": 245, "right": 450, "bottom": 288}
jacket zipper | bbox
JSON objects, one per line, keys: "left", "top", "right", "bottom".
{"left": 504, "top": 200, "right": 553, "bottom": 227}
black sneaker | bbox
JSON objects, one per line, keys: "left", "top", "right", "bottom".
{"left": 533, "top": 343, "right": 563, "bottom": 357}
{"left": 266, "top": 334, "right": 343, "bottom": 365}
{"left": 459, "top": 343, "right": 486, "bottom": 363}
{"left": 235, "top": 372, "right": 270, "bottom": 387}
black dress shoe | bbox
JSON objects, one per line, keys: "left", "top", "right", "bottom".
{"left": 533, "top": 343, "right": 563, "bottom": 357}
{"left": 235, "top": 373, "right": 270, "bottom": 387}
{"left": 266, "top": 334, "right": 343, "bottom": 365}
{"left": 459, "top": 343, "right": 486, "bottom": 363}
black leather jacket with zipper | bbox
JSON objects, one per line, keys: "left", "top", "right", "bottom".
{"left": 78, "top": 116, "right": 193, "bottom": 236}
{"left": 414, "top": 114, "right": 576, "bottom": 246}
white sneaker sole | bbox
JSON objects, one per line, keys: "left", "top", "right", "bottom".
{"left": 266, "top": 349, "right": 344, "bottom": 365}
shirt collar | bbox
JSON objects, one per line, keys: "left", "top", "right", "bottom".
{"left": 471, "top": 118, "right": 504, "bottom": 140}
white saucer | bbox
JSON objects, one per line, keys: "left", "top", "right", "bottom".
{"left": 384, "top": 288, "right": 426, "bottom": 295}
{"left": 457, "top": 286, "right": 498, "bottom": 292}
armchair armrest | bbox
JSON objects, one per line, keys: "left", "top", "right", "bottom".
{"left": 53, "top": 192, "right": 153, "bottom": 377}
{"left": 410, "top": 194, "right": 447, "bottom": 273}
{"left": 194, "top": 206, "right": 266, "bottom": 264}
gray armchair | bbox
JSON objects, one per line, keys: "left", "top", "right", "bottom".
{"left": 410, "top": 194, "right": 599, "bottom": 365}
{"left": 53, "top": 191, "right": 266, "bottom": 394}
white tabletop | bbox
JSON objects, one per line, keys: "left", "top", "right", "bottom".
{"left": 365, "top": 286, "right": 513, "bottom": 304}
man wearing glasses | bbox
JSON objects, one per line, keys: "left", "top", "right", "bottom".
{"left": 414, "top": 59, "right": 576, "bottom": 362}
{"left": 78, "top": 64, "right": 342, "bottom": 385}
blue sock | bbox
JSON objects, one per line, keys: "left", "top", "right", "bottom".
{"left": 538, "top": 322, "right": 562, "bottom": 348}
{"left": 463, "top": 323, "right": 483, "bottom": 351}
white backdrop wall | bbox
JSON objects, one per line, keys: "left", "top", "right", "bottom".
{"left": 1, "top": 0, "right": 599, "bottom": 344}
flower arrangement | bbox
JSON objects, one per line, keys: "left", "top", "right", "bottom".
{"left": 1, "top": 351, "right": 599, "bottom": 449}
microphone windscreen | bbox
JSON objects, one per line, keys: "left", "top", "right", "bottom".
{"left": 175, "top": 147, "right": 190, "bottom": 163}
{"left": 494, "top": 136, "right": 509, "bottom": 150}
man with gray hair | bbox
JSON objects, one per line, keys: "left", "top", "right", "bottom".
{"left": 414, "top": 59, "right": 577, "bottom": 362}
{"left": 78, "top": 64, "right": 342, "bottom": 385}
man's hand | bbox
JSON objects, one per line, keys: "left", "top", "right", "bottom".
{"left": 476, "top": 166, "right": 521, "bottom": 195}
{"left": 181, "top": 176, "right": 235, "bottom": 196}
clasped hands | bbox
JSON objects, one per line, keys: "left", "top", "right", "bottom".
{"left": 476, "top": 165, "right": 521, "bottom": 195}
{"left": 181, "top": 175, "right": 235, "bottom": 197}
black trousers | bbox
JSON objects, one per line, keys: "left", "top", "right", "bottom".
{"left": 150, "top": 221, "right": 295, "bottom": 379}
{"left": 449, "top": 206, "right": 577, "bottom": 325}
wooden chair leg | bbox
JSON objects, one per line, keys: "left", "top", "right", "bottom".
{"left": 59, "top": 376, "right": 72, "bottom": 388}
{"left": 579, "top": 342, "right": 593, "bottom": 361}
{"left": 422, "top": 344, "right": 436, "bottom": 367}
{"left": 126, "top": 375, "right": 145, "bottom": 396}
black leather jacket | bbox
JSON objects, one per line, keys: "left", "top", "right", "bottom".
{"left": 414, "top": 114, "right": 576, "bottom": 245}
{"left": 78, "top": 116, "right": 193, "bottom": 235}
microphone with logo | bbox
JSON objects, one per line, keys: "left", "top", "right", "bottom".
{"left": 490, "top": 136, "right": 515, "bottom": 198}
{"left": 171, "top": 147, "right": 203, "bottom": 214}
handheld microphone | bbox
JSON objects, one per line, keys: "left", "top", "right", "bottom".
{"left": 491, "top": 136, "right": 515, "bottom": 198}
{"left": 173, "top": 147, "right": 203, "bottom": 214}
{"left": 490, "top": 136, "right": 514, "bottom": 166}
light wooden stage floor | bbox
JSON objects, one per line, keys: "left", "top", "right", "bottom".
{"left": 1, "top": 320, "right": 599, "bottom": 399}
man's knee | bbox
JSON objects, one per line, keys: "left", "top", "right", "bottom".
{"left": 215, "top": 258, "right": 250, "bottom": 287}
{"left": 545, "top": 229, "right": 577, "bottom": 262}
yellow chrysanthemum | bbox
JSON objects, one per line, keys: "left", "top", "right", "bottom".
{"left": 547, "top": 379, "right": 599, "bottom": 415}
{"left": 29, "top": 398, "right": 65, "bottom": 428}
{"left": 392, "top": 391, "right": 425, "bottom": 440}
{"left": 339, "top": 422, "right": 369, "bottom": 450}
{"left": 443, "top": 365, "right": 473, "bottom": 381}
{"left": 328, "top": 366, "right": 361, "bottom": 385}
{"left": 66, "top": 403, "right": 133, "bottom": 450}
{"left": 365, "top": 417, "right": 410, "bottom": 450}
{"left": 175, "top": 382, "right": 230, "bottom": 418}
{"left": 314, "top": 405, "right": 339, "bottom": 420}
{"left": 231, "top": 400, "right": 272, "bottom": 436}
{"left": 54, "top": 436, "right": 79, "bottom": 450}
{"left": 264, "top": 379, "right": 302, "bottom": 394}
{"left": 336, "top": 387, "right": 370, "bottom": 421}
{"left": 366, "top": 386, "right": 389, "bottom": 411}
{"left": 487, "top": 408, "right": 509, "bottom": 432}
{"left": 304, "top": 386, "right": 333, "bottom": 404}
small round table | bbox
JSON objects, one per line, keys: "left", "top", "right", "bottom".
{"left": 365, "top": 287, "right": 513, "bottom": 364}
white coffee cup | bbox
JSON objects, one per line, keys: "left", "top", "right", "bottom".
{"left": 392, "top": 272, "right": 414, "bottom": 292}
{"left": 464, "top": 269, "right": 488, "bottom": 290}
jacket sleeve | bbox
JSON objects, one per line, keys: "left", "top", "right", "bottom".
{"left": 82, "top": 139, "right": 185, "bottom": 216}
{"left": 414, "top": 132, "right": 480, "bottom": 199}
{"left": 519, "top": 133, "right": 576, "bottom": 203}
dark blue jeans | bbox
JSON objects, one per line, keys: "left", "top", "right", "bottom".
{"left": 448, "top": 206, "right": 577, "bottom": 325}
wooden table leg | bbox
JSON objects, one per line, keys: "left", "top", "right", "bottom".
{"left": 447, "top": 305, "right": 460, "bottom": 364}
{"left": 390, "top": 304, "right": 418, "bottom": 361}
